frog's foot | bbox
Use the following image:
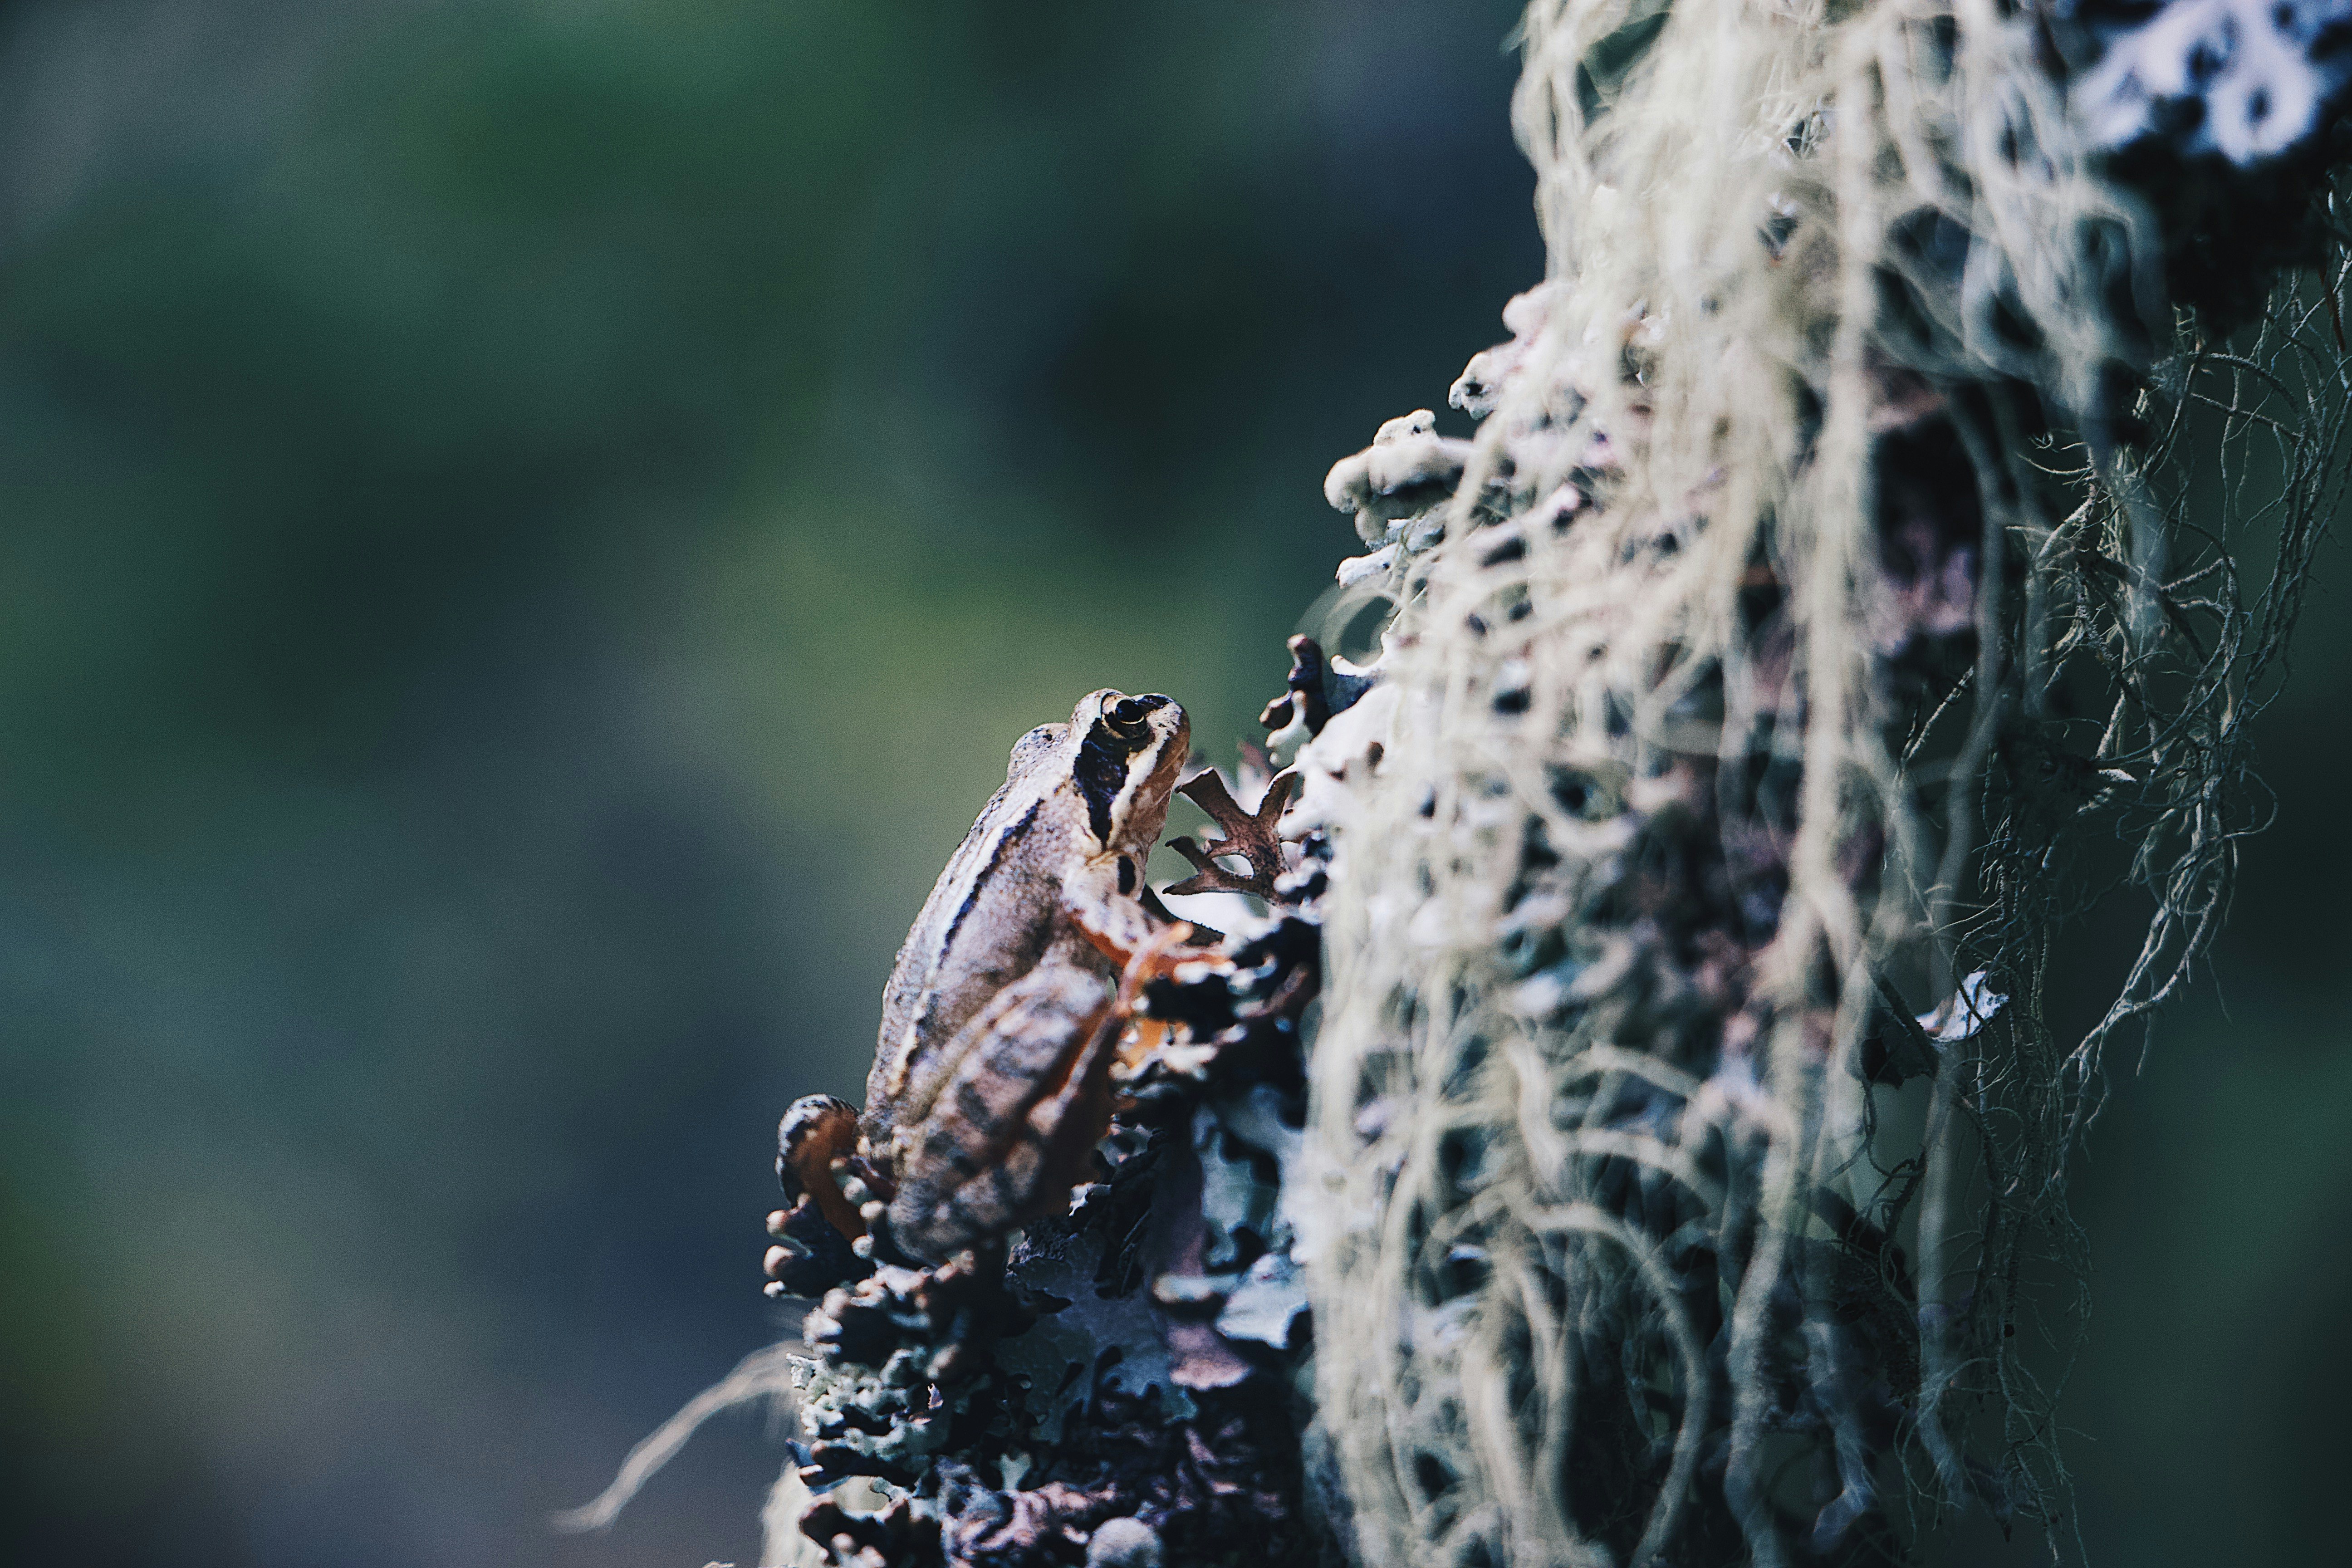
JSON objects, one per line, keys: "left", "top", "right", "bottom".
{"left": 1116, "top": 921, "right": 1199, "bottom": 1009}
{"left": 765, "top": 1095, "right": 869, "bottom": 1297}
{"left": 1164, "top": 767, "right": 1298, "bottom": 901}
{"left": 1107, "top": 922, "right": 1206, "bottom": 1078}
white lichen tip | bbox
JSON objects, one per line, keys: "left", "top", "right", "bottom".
{"left": 1322, "top": 408, "right": 1476, "bottom": 541}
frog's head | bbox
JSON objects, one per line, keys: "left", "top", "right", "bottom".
{"left": 1069, "top": 689, "right": 1191, "bottom": 854}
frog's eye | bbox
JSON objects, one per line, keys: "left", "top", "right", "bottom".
{"left": 1106, "top": 694, "right": 1171, "bottom": 743}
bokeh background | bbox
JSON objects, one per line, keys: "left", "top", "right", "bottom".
{"left": 0, "top": 3, "right": 2342, "bottom": 1565}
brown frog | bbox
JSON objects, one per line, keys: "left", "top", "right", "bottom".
{"left": 776, "top": 690, "right": 1191, "bottom": 1264}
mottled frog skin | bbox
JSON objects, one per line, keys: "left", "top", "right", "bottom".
{"left": 862, "top": 689, "right": 1189, "bottom": 1259}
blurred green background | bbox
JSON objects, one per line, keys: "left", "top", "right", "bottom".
{"left": 0, "top": 3, "right": 2341, "bottom": 1565}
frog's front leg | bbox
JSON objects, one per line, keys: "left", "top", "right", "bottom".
{"left": 1061, "top": 855, "right": 1206, "bottom": 973}
{"left": 884, "top": 958, "right": 1124, "bottom": 1261}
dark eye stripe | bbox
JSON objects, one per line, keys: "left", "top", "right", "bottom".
{"left": 1073, "top": 721, "right": 1127, "bottom": 842}
{"left": 1117, "top": 858, "right": 1137, "bottom": 895}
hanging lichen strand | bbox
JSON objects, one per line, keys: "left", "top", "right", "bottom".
{"left": 1303, "top": 2, "right": 2352, "bottom": 1565}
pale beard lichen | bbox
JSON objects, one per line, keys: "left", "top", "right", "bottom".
{"left": 1300, "top": 2, "right": 2352, "bottom": 1565}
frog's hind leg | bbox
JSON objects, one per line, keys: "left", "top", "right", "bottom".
{"left": 887, "top": 964, "right": 1122, "bottom": 1262}
{"left": 761, "top": 1095, "right": 879, "bottom": 1297}
{"left": 775, "top": 1095, "right": 863, "bottom": 1235}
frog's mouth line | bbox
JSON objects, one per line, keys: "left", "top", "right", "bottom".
{"left": 1074, "top": 721, "right": 1135, "bottom": 840}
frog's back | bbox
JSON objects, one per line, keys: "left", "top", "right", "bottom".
{"left": 864, "top": 726, "right": 1106, "bottom": 1137}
